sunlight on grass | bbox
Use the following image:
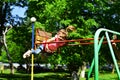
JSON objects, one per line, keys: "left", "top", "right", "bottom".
{"left": 33, "top": 72, "right": 69, "bottom": 78}
{"left": 99, "top": 73, "right": 118, "bottom": 80}
{"left": 79, "top": 72, "right": 118, "bottom": 80}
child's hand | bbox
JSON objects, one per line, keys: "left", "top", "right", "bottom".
{"left": 111, "top": 40, "right": 114, "bottom": 42}
{"left": 111, "top": 40, "right": 116, "bottom": 46}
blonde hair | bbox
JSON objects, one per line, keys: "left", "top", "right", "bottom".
{"left": 57, "top": 25, "right": 75, "bottom": 39}
{"left": 66, "top": 25, "right": 75, "bottom": 32}
{"left": 112, "top": 35, "right": 117, "bottom": 40}
{"left": 57, "top": 29, "right": 68, "bottom": 39}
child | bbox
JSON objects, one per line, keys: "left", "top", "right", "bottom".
{"left": 23, "top": 26, "right": 75, "bottom": 58}
{"left": 111, "top": 34, "right": 120, "bottom": 60}
{"left": 111, "top": 35, "right": 117, "bottom": 47}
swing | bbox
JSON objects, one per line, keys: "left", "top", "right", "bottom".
{"left": 35, "top": 28, "right": 52, "bottom": 60}
{"left": 35, "top": 28, "right": 52, "bottom": 44}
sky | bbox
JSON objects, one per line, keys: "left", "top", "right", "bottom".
{"left": 11, "top": 5, "right": 28, "bottom": 18}
{"left": 8, "top": 5, "right": 28, "bottom": 26}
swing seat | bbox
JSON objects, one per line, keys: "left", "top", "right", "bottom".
{"left": 35, "top": 28, "right": 52, "bottom": 60}
{"left": 35, "top": 29, "right": 52, "bottom": 44}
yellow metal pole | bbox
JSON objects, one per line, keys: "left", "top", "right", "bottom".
{"left": 31, "top": 54, "right": 34, "bottom": 80}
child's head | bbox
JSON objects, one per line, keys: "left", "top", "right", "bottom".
{"left": 66, "top": 25, "right": 75, "bottom": 32}
{"left": 57, "top": 29, "right": 68, "bottom": 40}
{"left": 112, "top": 34, "right": 117, "bottom": 40}
{"left": 57, "top": 25, "right": 75, "bottom": 40}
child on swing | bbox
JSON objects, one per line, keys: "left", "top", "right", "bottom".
{"left": 111, "top": 34, "right": 120, "bottom": 60}
{"left": 23, "top": 25, "right": 75, "bottom": 58}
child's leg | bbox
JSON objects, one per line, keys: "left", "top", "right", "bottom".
{"left": 23, "top": 44, "right": 44, "bottom": 58}
{"left": 32, "top": 45, "right": 44, "bottom": 54}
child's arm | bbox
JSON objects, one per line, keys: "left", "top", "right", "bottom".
{"left": 46, "top": 37, "right": 56, "bottom": 42}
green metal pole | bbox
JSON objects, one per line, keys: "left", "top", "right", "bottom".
{"left": 105, "top": 32, "right": 120, "bottom": 79}
{"left": 94, "top": 29, "right": 104, "bottom": 80}
{"left": 87, "top": 36, "right": 104, "bottom": 80}
{"left": 93, "top": 28, "right": 120, "bottom": 80}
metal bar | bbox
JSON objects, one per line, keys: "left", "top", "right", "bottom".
{"left": 105, "top": 32, "right": 120, "bottom": 79}
{"left": 94, "top": 28, "right": 120, "bottom": 80}
{"left": 35, "top": 39, "right": 120, "bottom": 45}
{"left": 87, "top": 36, "right": 104, "bottom": 80}
{"left": 31, "top": 23, "right": 34, "bottom": 80}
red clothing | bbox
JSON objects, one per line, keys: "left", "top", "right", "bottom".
{"left": 44, "top": 35, "right": 66, "bottom": 53}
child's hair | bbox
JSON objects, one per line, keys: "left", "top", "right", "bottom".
{"left": 57, "top": 25, "right": 75, "bottom": 39}
{"left": 112, "top": 34, "right": 117, "bottom": 40}
{"left": 66, "top": 25, "right": 75, "bottom": 32}
{"left": 57, "top": 29, "right": 68, "bottom": 39}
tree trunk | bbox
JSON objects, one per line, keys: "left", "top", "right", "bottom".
{"left": 111, "top": 64, "right": 115, "bottom": 74}
{"left": 3, "top": 38, "right": 14, "bottom": 74}
{"left": 26, "top": 63, "right": 30, "bottom": 73}
{"left": 3, "top": 27, "right": 14, "bottom": 74}
{"left": 80, "top": 62, "right": 86, "bottom": 78}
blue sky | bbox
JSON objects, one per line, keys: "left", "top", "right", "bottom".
{"left": 8, "top": 5, "right": 28, "bottom": 26}
{"left": 11, "top": 5, "right": 28, "bottom": 18}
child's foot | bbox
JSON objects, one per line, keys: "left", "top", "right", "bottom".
{"left": 23, "top": 50, "right": 32, "bottom": 58}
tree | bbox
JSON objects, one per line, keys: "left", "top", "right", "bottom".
{"left": 2, "top": 25, "right": 14, "bottom": 74}
{"left": 0, "top": 0, "right": 28, "bottom": 73}
{"left": 27, "top": 0, "right": 98, "bottom": 70}
{"left": 1, "top": 0, "right": 120, "bottom": 74}
{"left": 26, "top": 0, "right": 120, "bottom": 72}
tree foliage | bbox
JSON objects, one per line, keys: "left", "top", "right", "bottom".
{"left": 1, "top": 0, "right": 120, "bottom": 71}
{"left": 0, "top": 0, "right": 28, "bottom": 64}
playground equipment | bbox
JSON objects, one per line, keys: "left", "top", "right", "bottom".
{"left": 31, "top": 17, "right": 36, "bottom": 80}
{"left": 35, "top": 28, "right": 52, "bottom": 48}
{"left": 87, "top": 28, "right": 120, "bottom": 80}
{"left": 31, "top": 26, "right": 120, "bottom": 80}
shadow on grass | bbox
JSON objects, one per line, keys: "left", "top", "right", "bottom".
{"left": 0, "top": 73, "right": 71, "bottom": 80}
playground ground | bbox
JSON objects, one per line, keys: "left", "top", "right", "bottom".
{"left": 0, "top": 69, "right": 118, "bottom": 80}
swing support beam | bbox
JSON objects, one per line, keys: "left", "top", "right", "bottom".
{"left": 88, "top": 28, "right": 120, "bottom": 80}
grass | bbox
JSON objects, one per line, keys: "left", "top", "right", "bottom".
{"left": 99, "top": 72, "right": 118, "bottom": 80}
{"left": 79, "top": 73, "right": 118, "bottom": 80}
{"left": 0, "top": 72, "right": 71, "bottom": 80}
{"left": 0, "top": 69, "right": 71, "bottom": 80}
{"left": 0, "top": 69, "right": 119, "bottom": 80}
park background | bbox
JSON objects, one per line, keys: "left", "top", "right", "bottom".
{"left": 0, "top": 0, "right": 120, "bottom": 80}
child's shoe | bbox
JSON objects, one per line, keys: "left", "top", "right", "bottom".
{"left": 23, "top": 50, "right": 32, "bottom": 58}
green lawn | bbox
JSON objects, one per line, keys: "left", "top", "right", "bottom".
{"left": 99, "top": 73, "right": 118, "bottom": 80}
{"left": 0, "top": 72, "right": 71, "bottom": 80}
{"left": 0, "top": 69, "right": 119, "bottom": 80}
